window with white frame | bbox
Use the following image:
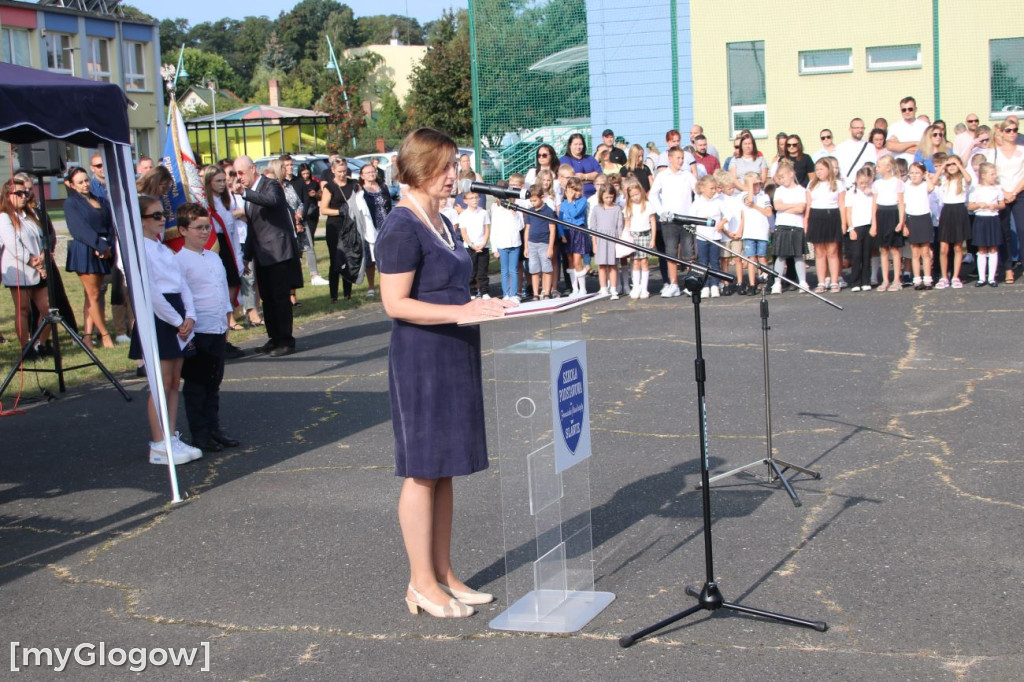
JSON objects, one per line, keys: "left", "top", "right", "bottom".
{"left": 86, "top": 37, "right": 111, "bottom": 82}
{"left": 799, "top": 48, "right": 852, "bottom": 75}
{"left": 1, "top": 28, "right": 31, "bottom": 67}
{"left": 990, "top": 37, "right": 1024, "bottom": 118}
{"left": 727, "top": 41, "right": 766, "bottom": 137}
{"left": 44, "top": 33, "right": 75, "bottom": 75}
{"left": 122, "top": 41, "right": 147, "bottom": 90}
{"left": 866, "top": 44, "right": 921, "bottom": 71}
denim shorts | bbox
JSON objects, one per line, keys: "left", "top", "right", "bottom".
{"left": 743, "top": 238, "right": 768, "bottom": 258}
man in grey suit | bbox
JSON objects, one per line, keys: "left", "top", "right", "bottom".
{"left": 233, "top": 155, "right": 302, "bottom": 357}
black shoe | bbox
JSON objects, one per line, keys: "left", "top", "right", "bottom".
{"left": 211, "top": 430, "right": 240, "bottom": 448}
{"left": 269, "top": 345, "right": 296, "bottom": 357}
{"left": 190, "top": 433, "right": 224, "bottom": 453}
{"left": 257, "top": 341, "right": 276, "bottom": 354}
{"left": 225, "top": 343, "right": 246, "bottom": 359}
{"left": 21, "top": 346, "right": 40, "bottom": 362}
{"left": 975, "top": 280, "right": 987, "bottom": 287}
{"left": 989, "top": 281, "right": 998, "bottom": 288}
{"left": 136, "top": 365, "right": 147, "bottom": 378}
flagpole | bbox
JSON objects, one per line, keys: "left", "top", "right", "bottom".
{"left": 325, "top": 36, "right": 357, "bottom": 149}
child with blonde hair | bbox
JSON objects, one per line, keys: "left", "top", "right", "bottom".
{"left": 714, "top": 169, "right": 744, "bottom": 293}
{"left": 806, "top": 158, "right": 846, "bottom": 293}
{"left": 869, "top": 155, "right": 906, "bottom": 291}
{"left": 691, "top": 175, "right": 726, "bottom": 298}
{"left": 623, "top": 179, "right": 658, "bottom": 299}
{"left": 770, "top": 163, "right": 809, "bottom": 293}
{"left": 967, "top": 162, "right": 1005, "bottom": 287}
{"left": 935, "top": 155, "right": 971, "bottom": 289}
{"left": 738, "top": 171, "right": 773, "bottom": 294}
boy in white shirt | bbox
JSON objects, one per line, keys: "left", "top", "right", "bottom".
{"left": 457, "top": 191, "right": 491, "bottom": 298}
{"left": 715, "top": 169, "right": 744, "bottom": 294}
{"left": 175, "top": 203, "right": 240, "bottom": 453}
{"left": 649, "top": 146, "right": 698, "bottom": 297}
{"left": 737, "top": 172, "right": 773, "bottom": 294}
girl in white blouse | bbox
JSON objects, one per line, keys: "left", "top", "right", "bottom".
{"left": 129, "top": 194, "right": 201, "bottom": 466}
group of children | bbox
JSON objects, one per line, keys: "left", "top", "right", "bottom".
{"left": 134, "top": 196, "right": 238, "bottom": 466}
{"left": 446, "top": 144, "right": 1009, "bottom": 303}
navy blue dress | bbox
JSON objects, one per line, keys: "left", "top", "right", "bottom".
{"left": 376, "top": 207, "right": 488, "bottom": 479}
{"left": 64, "top": 192, "right": 113, "bottom": 275}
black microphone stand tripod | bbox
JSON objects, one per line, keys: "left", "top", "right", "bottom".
{"left": 619, "top": 265, "right": 828, "bottom": 647}
{"left": 682, "top": 224, "right": 840, "bottom": 506}
{"left": 495, "top": 201, "right": 827, "bottom": 645}
{"left": 0, "top": 172, "right": 131, "bottom": 402}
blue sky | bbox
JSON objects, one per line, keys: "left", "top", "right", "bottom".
{"left": 129, "top": 0, "right": 468, "bottom": 27}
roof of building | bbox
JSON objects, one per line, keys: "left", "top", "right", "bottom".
{"left": 187, "top": 104, "right": 326, "bottom": 123}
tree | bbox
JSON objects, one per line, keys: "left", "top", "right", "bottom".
{"left": 174, "top": 48, "right": 241, "bottom": 101}
{"left": 356, "top": 15, "right": 424, "bottom": 46}
{"left": 159, "top": 18, "right": 191, "bottom": 56}
{"left": 277, "top": 0, "right": 355, "bottom": 63}
{"left": 120, "top": 4, "right": 155, "bottom": 21}
{"left": 259, "top": 32, "right": 296, "bottom": 73}
{"left": 405, "top": 10, "right": 473, "bottom": 140}
{"left": 322, "top": 85, "right": 365, "bottom": 150}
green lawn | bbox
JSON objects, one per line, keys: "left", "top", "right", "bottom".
{"left": 0, "top": 237, "right": 369, "bottom": 396}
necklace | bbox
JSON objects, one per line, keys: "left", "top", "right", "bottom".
{"left": 407, "top": 194, "right": 455, "bottom": 250}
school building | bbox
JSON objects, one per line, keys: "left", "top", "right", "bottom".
{"left": 476, "top": 0, "right": 1023, "bottom": 162}
{"left": 0, "top": 0, "right": 162, "bottom": 180}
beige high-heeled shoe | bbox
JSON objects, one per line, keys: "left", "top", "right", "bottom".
{"left": 439, "top": 583, "right": 495, "bottom": 605}
{"left": 405, "top": 584, "right": 475, "bottom": 618}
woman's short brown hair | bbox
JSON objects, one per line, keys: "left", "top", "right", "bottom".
{"left": 394, "top": 128, "right": 458, "bottom": 189}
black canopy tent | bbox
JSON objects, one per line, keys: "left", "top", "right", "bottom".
{"left": 0, "top": 62, "right": 183, "bottom": 501}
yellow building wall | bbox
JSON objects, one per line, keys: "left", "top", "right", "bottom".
{"left": 344, "top": 44, "right": 427, "bottom": 104}
{"left": 937, "top": 7, "right": 1022, "bottom": 126}
{"left": 689, "top": 0, "right": 981, "bottom": 155}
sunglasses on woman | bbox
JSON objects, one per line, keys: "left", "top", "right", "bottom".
{"left": 142, "top": 211, "right": 165, "bottom": 220}
{"left": 10, "top": 189, "right": 29, "bottom": 197}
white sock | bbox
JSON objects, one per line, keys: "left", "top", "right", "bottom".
{"left": 632, "top": 269, "right": 640, "bottom": 289}
{"left": 576, "top": 269, "right": 587, "bottom": 293}
{"left": 988, "top": 252, "right": 998, "bottom": 282}
{"left": 871, "top": 256, "right": 880, "bottom": 282}
{"left": 794, "top": 258, "right": 808, "bottom": 285}
{"left": 773, "top": 257, "right": 786, "bottom": 278}
{"left": 640, "top": 269, "right": 650, "bottom": 292}
{"left": 567, "top": 269, "right": 578, "bottom": 293}
{"left": 976, "top": 253, "right": 988, "bottom": 282}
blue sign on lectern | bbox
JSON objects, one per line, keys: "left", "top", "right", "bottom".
{"left": 550, "top": 341, "right": 591, "bottom": 474}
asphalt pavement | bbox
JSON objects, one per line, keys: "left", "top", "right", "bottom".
{"left": 2, "top": 277, "right": 1023, "bottom": 680}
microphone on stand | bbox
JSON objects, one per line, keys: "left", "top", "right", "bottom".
{"left": 469, "top": 181, "right": 528, "bottom": 201}
{"left": 660, "top": 212, "right": 715, "bottom": 227}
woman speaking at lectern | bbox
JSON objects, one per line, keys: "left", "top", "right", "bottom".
{"left": 377, "top": 128, "right": 514, "bottom": 619}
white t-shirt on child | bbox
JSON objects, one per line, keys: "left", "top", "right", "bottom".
{"left": 773, "top": 184, "right": 807, "bottom": 228}
{"left": 456, "top": 207, "right": 489, "bottom": 246}
{"left": 739, "top": 191, "right": 772, "bottom": 241}
{"left": 691, "top": 195, "right": 724, "bottom": 241}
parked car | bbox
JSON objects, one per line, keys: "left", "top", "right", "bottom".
{"left": 254, "top": 154, "right": 366, "bottom": 179}
{"left": 458, "top": 147, "right": 501, "bottom": 183}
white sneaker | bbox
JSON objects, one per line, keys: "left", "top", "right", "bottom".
{"left": 629, "top": 286, "right": 641, "bottom": 300}
{"left": 115, "top": 334, "right": 131, "bottom": 344}
{"left": 310, "top": 275, "right": 329, "bottom": 286}
{"left": 172, "top": 432, "right": 203, "bottom": 462}
{"left": 609, "top": 289, "right": 619, "bottom": 300}
{"left": 481, "top": 293, "right": 491, "bottom": 300}
{"left": 850, "top": 286, "right": 861, "bottom": 292}
{"left": 670, "top": 283, "right": 682, "bottom": 297}
{"left": 710, "top": 285, "right": 721, "bottom": 298}
{"left": 770, "top": 279, "right": 782, "bottom": 294}
{"left": 701, "top": 286, "right": 711, "bottom": 299}
{"left": 639, "top": 289, "right": 650, "bottom": 299}
{"left": 366, "top": 289, "right": 376, "bottom": 298}
{"left": 660, "top": 283, "right": 675, "bottom": 298}
{"left": 149, "top": 441, "right": 192, "bottom": 465}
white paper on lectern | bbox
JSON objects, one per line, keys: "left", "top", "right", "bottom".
{"left": 550, "top": 340, "right": 591, "bottom": 474}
